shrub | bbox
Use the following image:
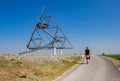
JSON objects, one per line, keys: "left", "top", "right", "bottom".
{"left": 16, "top": 72, "right": 27, "bottom": 78}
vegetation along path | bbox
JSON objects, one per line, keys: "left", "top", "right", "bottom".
{"left": 0, "top": 54, "right": 81, "bottom": 81}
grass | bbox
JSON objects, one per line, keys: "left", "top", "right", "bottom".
{"left": 103, "top": 54, "right": 120, "bottom": 60}
{"left": 0, "top": 54, "right": 81, "bottom": 81}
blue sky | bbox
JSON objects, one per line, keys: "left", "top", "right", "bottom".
{"left": 0, "top": 0, "right": 120, "bottom": 54}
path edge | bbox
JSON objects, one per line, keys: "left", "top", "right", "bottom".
{"left": 53, "top": 55, "right": 84, "bottom": 81}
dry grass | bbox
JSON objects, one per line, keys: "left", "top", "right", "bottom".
{"left": 0, "top": 54, "right": 81, "bottom": 81}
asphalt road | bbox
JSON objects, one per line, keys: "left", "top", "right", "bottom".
{"left": 55, "top": 55, "right": 120, "bottom": 81}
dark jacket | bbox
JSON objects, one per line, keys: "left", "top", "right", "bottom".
{"left": 85, "top": 49, "right": 90, "bottom": 55}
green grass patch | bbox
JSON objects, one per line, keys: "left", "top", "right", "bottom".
{"left": 103, "top": 55, "right": 120, "bottom": 60}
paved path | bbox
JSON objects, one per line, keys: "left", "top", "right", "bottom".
{"left": 55, "top": 55, "right": 120, "bottom": 81}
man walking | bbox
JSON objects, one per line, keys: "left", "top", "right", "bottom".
{"left": 85, "top": 47, "right": 90, "bottom": 64}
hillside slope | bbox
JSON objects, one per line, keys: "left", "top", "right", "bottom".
{"left": 0, "top": 54, "right": 81, "bottom": 81}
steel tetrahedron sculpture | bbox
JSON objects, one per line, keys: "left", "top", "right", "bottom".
{"left": 26, "top": 8, "right": 73, "bottom": 54}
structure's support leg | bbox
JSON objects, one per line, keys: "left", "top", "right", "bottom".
{"left": 53, "top": 47, "right": 56, "bottom": 55}
{"left": 26, "top": 48, "right": 29, "bottom": 55}
{"left": 60, "top": 49, "right": 62, "bottom": 55}
{"left": 37, "top": 50, "right": 40, "bottom": 54}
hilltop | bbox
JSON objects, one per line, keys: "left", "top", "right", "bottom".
{"left": 0, "top": 54, "right": 81, "bottom": 81}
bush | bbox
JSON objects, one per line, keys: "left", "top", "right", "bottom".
{"left": 102, "top": 53, "right": 105, "bottom": 56}
{"left": 16, "top": 72, "right": 27, "bottom": 78}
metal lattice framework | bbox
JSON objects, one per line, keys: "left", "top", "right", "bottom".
{"left": 26, "top": 7, "right": 73, "bottom": 54}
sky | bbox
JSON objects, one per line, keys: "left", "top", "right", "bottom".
{"left": 0, "top": 0, "right": 120, "bottom": 54}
